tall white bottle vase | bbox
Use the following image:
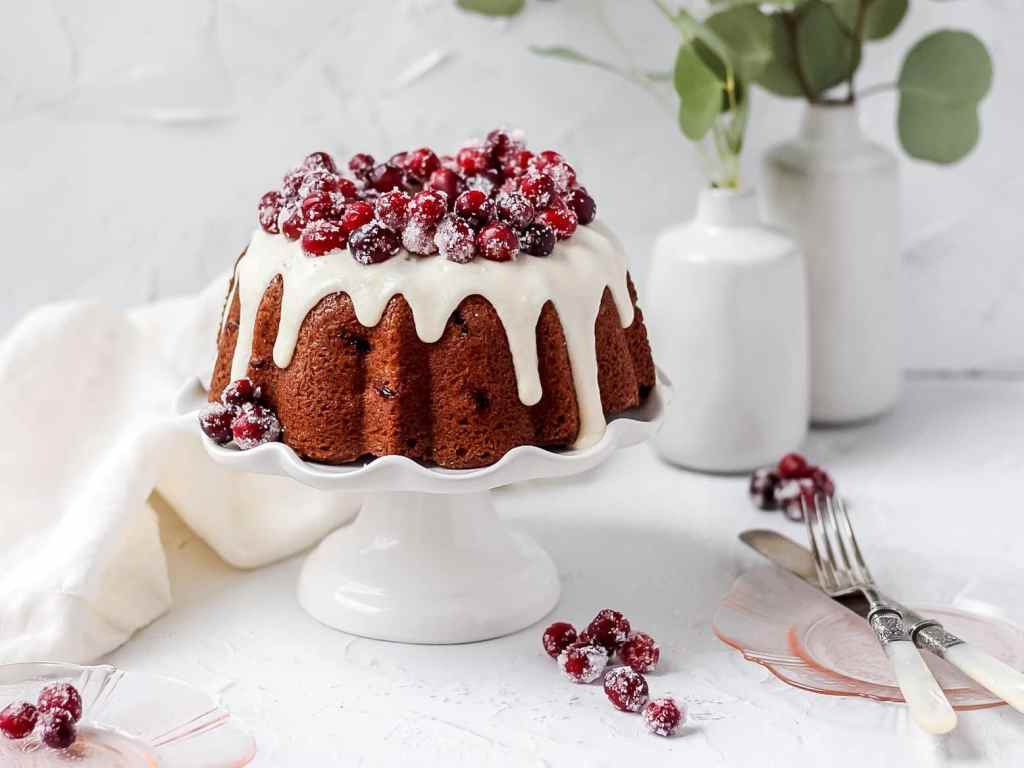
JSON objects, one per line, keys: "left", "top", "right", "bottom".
{"left": 761, "top": 104, "right": 902, "bottom": 424}
{"left": 647, "top": 187, "right": 809, "bottom": 474}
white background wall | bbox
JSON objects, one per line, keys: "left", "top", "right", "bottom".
{"left": 1, "top": 0, "right": 1020, "bottom": 372}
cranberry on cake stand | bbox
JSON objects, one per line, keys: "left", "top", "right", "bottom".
{"left": 176, "top": 373, "right": 667, "bottom": 644}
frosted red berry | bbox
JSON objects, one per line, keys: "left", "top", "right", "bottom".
{"left": 280, "top": 169, "right": 305, "bottom": 198}
{"left": 619, "top": 632, "right": 660, "bottom": 674}
{"left": 435, "top": 217, "right": 476, "bottom": 263}
{"left": 777, "top": 477, "right": 817, "bottom": 521}
{"left": 231, "top": 403, "right": 281, "bottom": 449}
{"left": 603, "top": 667, "right": 650, "bottom": 713}
{"left": 542, "top": 622, "right": 578, "bottom": 659}
{"left": 37, "top": 683, "right": 82, "bottom": 723}
{"left": 532, "top": 149, "right": 564, "bottom": 172}
{"left": 643, "top": 697, "right": 684, "bottom": 737}
{"left": 302, "top": 151, "right": 336, "bottom": 173}
{"left": 301, "top": 191, "right": 343, "bottom": 223}
{"left": 585, "top": 609, "right": 631, "bottom": 652}
{"left": 298, "top": 170, "right": 343, "bottom": 199}
{"left": 476, "top": 222, "right": 519, "bottom": 262}
{"left": 258, "top": 191, "right": 283, "bottom": 234}
{"left": 403, "top": 147, "right": 440, "bottom": 181}
{"left": 221, "top": 378, "right": 260, "bottom": 407}
{"left": 279, "top": 205, "right": 305, "bottom": 240}
{"left": 402, "top": 223, "right": 438, "bottom": 255}
{"left": 520, "top": 222, "right": 556, "bottom": 257}
{"left": 454, "top": 189, "right": 492, "bottom": 227}
{"left": 457, "top": 146, "right": 490, "bottom": 176}
{"left": 494, "top": 192, "right": 535, "bottom": 229}
{"left": 557, "top": 643, "right": 608, "bottom": 684}
{"left": 348, "top": 153, "right": 375, "bottom": 179}
{"left": 519, "top": 172, "right": 555, "bottom": 209}
{"left": 199, "top": 403, "right": 235, "bottom": 444}
{"left": 302, "top": 219, "right": 347, "bottom": 256}
{"left": 484, "top": 128, "right": 513, "bottom": 160}
{"left": 566, "top": 187, "right": 596, "bottom": 225}
{"left": 0, "top": 702, "right": 38, "bottom": 740}
{"left": 375, "top": 190, "right": 411, "bottom": 230}
{"left": 39, "top": 710, "right": 76, "bottom": 750}
{"left": 544, "top": 160, "right": 577, "bottom": 194}
{"left": 503, "top": 149, "right": 533, "bottom": 178}
{"left": 749, "top": 468, "right": 782, "bottom": 511}
{"left": 408, "top": 190, "right": 448, "bottom": 226}
{"left": 350, "top": 221, "right": 401, "bottom": 265}
{"left": 777, "top": 452, "right": 809, "bottom": 479}
{"left": 341, "top": 201, "right": 375, "bottom": 233}
{"left": 427, "top": 168, "right": 462, "bottom": 204}
{"left": 368, "top": 163, "right": 404, "bottom": 193}
{"left": 537, "top": 205, "right": 578, "bottom": 241}
{"left": 811, "top": 467, "right": 835, "bottom": 496}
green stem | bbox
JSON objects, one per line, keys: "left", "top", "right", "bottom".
{"left": 845, "top": 0, "right": 874, "bottom": 103}
{"left": 857, "top": 81, "right": 897, "bottom": 99}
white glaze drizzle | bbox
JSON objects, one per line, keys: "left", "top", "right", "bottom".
{"left": 223, "top": 221, "right": 635, "bottom": 448}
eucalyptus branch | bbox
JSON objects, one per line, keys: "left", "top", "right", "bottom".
{"left": 845, "top": 0, "right": 875, "bottom": 103}
{"left": 783, "top": 12, "right": 816, "bottom": 102}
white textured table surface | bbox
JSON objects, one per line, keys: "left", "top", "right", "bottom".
{"left": 106, "top": 378, "right": 1024, "bottom": 766}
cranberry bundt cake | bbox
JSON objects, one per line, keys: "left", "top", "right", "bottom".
{"left": 202, "top": 130, "right": 655, "bottom": 469}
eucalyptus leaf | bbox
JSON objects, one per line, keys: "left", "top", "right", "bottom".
{"left": 831, "top": 0, "right": 908, "bottom": 40}
{"left": 898, "top": 93, "right": 980, "bottom": 163}
{"left": 705, "top": 5, "right": 775, "bottom": 81}
{"left": 667, "top": 7, "right": 737, "bottom": 78}
{"left": 456, "top": 0, "right": 525, "bottom": 15}
{"left": 674, "top": 43, "right": 724, "bottom": 140}
{"left": 797, "top": 0, "right": 861, "bottom": 95}
{"left": 898, "top": 30, "right": 992, "bottom": 105}
{"left": 756, "top": 15, "right": 806, "bottom": 97}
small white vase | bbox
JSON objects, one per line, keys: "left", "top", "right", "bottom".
{"left": 761, "top": 104, "right": 901, "bottom": 424}
{"left": 647, "top": 187, "right": 809, "bottom": 473}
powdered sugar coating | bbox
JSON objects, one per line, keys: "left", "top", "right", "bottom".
{"left": 603, "top": 666, "right": 650, "bottom": 713}
{"left": 619, "top": 632, "right": 660, "bottom": 674}
{"left": 435, "top": 217, "right": 476, "bottom": 263}
{"left": 558, "top": 643, "right": 608, "bottom": 684}
{"left": 402, "top": 222, "right": 439, "bottom": 255}
{"left": 642, "top": 697, "right": 685, "bottom": 737}
{"left": 231, "top": 402, "right": 282, "bottom": 449}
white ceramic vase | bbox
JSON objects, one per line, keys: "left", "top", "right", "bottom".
{"left": 647, "top": 187, "right": 808, "bottom": 473}
{"left": 761, "top": 103, "right": 901, "bottom": 424}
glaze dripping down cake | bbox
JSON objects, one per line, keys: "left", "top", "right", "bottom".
{"left": 202, "top": 130, "right": 656, "bottom": 469}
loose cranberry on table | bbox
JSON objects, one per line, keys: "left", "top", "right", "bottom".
{"left": 221, "top": 377, "right": 260, "bottom": 407}
{"left": 778, "top": 452, "right": 810, "bottom": 479}
{"left": 453, "top": 189, "right": 492, "bottom": 227}
{"left": 435, "top": 217, "right": 476, "bottom": 264}
{"left": 341, "top": 201, "right": 375, "bottom": 234}
{"left": 39, "top": 710, "right": 76, "bottom": 750}
{"left": 519, "top": 222, "right": 556, "bottom": 258}
{"left": 476, "top": 222, "right": 519, "bottom": 262}
{"left": 349, "top": 221, "right": 401, "bottom": 265}
{"left": 749, "top": 467, "right": 782, "bottom": 511}
{"left": 585, "top": 609, "right": 631, "bottom": 653}
{"left": 302, "top": 219, "right": 347, "bottom": 256}
{"left": 749, "top": 453, "right": 837, "bottom": 520}
{"left": 0, "top": 701, "right": 38, "bottom": 740}
{"left": 643, "top": 697, "right": 685, "bottom": 737}
{"left": 407, "top": 190, "right": 449, "bottom": 227}
{"left": 37, "top": 682, "right": 82, "bottom": 723}
{"left": 603, "top": 667, "right": 650, "bottom": 713}
{"left": 537, "top": 206, "right": 578, "bottom": 241}
{"left": 566, "top": 187, "right": 597, "bottom": 225}
{"left": 619, "top": 632, "right": 660, "bottom": 674}
{"left": 777, "top": 477, "right": 818, "bottom": 521}
{"left": 231, "top": 403, "right": 282, "bottom": 449}
{"left": 542, "top": 622, "right": 578, "bottom": 659}
{"left": 375, "top": 190, "right": 411, "bottom": 230}
{"left": 557, "top": 642, "right": 608, "bottom": 684}
{"left": 198, "top": 403, "right": 235, "bottom": 444}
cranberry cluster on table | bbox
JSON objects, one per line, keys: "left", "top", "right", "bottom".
{"left": 748, "top": 452, "right": 837, "bottom": 521}
{"left": 542, "top": 609, "right": 685, "bottom": 738}
{"left": 0, "top": 682, "right": 83, "bottom": 750}
{"left": 256, "top": 129, "right": 597, "bottom": 264}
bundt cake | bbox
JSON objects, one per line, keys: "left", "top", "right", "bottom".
{"left": 202, "top": 130, "right": 656, "bottom": 469}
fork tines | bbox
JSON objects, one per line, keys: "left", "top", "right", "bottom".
{"left": 802, "top": 493, "right": 874, "bottom": 597}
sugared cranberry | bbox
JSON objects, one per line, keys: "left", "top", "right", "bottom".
{"left": 37, "top": 683, "right": 82, "bottom": 723}
{"left": 402, "top": 147, "right": 440, "bottom": 181}
{"left": 557, "top": 643, "right": 608, "bottom": 684}
{"left": 198, "top": 403, "right": 235, "bottom": 444}
{"left": 280, "top": 169, "right": 305, "bottom": 197}
{"left": 427, "top": 168, "right": 462, "bottom": 204}
{"left": 519, "top": 222, "right": 556, "bottom": 257}
{"left": 453, "top": 189, "right": 492, "bottom": 227}
{"left": 777, "top": 477, "right": 817, "bottom": 521}
{"left": 749, "top": 468, "right": 782, "bottom": 511}
{"left": 619, "top": 632, "right": 660, "bottom": 674}
{"left": 435, "top": 217, "right": 476, "bottom": 263}
{"left": 476, "top": 222, "right": 519, "bottom": 262}
{"left": 258, "top": 191, "right": 283, "bottom": 234}
{"left": 302, "top": 219, "right": 347, "bottom": 256}
{"left": 465, "top": 168, "right": 501, "bottom": 196}
{"left": 544, "top": 160, "right": 577, "bottom": 194}
{"left": 407, "top": 190, "right": 448, "bottom": 226}
{"left": 532, "top": 149, "right": 563, "bottom": 172}
{"left": 279, "top": 205, "right": 305, "bottom": 240}
{"left": 484, "top": 128, "right": 513, "bottom": 160}
{"left": 778, "top": 452, "right": 810, "bottom": 479}
{"left": 348, "top": 153, "right": 375, "bottom": 179}
{"left": 367, "top": 163, "right": 405, "bottom": 193}
{"left": 603, "top": 667, "right": 650, "bottom": 713}
{"left": 494, "top": 192, "right": 535, "bottom": 229}
{"left": 585, "top": 609, "right": 631, "bottom": 652}
{"left": 0, "top": 702, "right": 38, "bottom": 740}
{"left": 402, "top": 223, "right": 438, "bottom": 255}
{"left": 375, "top": 190, "right": 411, "bottom": 230}
{"left": 457, "top": 146, "right": 490, "bottom": 176}
{"left": 221, "top": 378, "right": 260, "bottom": 407}
{"left": 503, "top": 149, "right": 533, "bottom": 178}
{"left": 39, "top": 710, "right": 76, "bottom": 750}
{"left": 298, "top": 170, "right": 343, "bottom": 198}
{"left": 350, "top": 221, "right": 401, "bottom": 265}
{"left": 302, "top": 151, "right": 337, "bottom": 173}
{"left": 341, "top": 201, "right": 375, "bottom": 233}
{"left": 519, "top": 171, "right": 555, "bottom": 209}
{"left": 537, "top": 206, "right": 578, "bottom": 241}
{"left": 301, "top": 191, "right": 343, "bottom": 223}
{"left": 542, "top": 622, "right": 578, "bottom": 659}
{"left": 231, "top": 403, "right": 281, "bottom": 449}
{"left": 566, "top": 187, "right": 596, "bottom": 225}
{"left": 335, "top": 177, "right": 360, "bottom": 201}
{"left": 643, "top": 697, "right": 684, "bottom": 737}
{"left": 810, "top": 467, "right": 835, "bottom": 496}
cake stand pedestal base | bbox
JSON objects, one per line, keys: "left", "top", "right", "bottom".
{"left": 297, "top": 491, "right": 559, "bottom": 644}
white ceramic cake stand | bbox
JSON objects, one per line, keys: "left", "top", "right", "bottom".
{"left": 176, "top": 372, "right": 668, "bottom": 644}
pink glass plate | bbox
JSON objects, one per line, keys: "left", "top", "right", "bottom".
{"left": 713, "top": 566, "right": 1024, "bottom": 710}
{"left": 0, "top": 663, "right": 255, "bottom": 767}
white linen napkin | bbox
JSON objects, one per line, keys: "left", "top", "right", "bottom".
{"left": 0, "top": 279, "right": 360, "bottom": 664}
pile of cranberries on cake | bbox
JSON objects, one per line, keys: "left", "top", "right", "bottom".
{"left": 256, "top": 129, "right": 598, "bottom": 264}
{"left": 749, "top": 452, "right": 836, "bottom": 521}
{"left": 542, "top": 609, "right": 684, "bottom": 738}
{"left": 198, "top": 377, "right": 281, "bottom": 450}
{"left": 1, "top": 682, "right": 83, "bottom": 750}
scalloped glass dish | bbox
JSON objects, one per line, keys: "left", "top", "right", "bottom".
{"left": 0, "top": 663, "right": 255, "bottom": 767}
{"left": 713, "top": 566, "right": 1024, "bottom": 710}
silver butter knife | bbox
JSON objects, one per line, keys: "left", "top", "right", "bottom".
{"left": 740, "top": 529, "right": 1024, "bottom": 714}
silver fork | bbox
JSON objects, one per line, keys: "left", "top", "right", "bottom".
{"left": 803, "top": 494, "right": 957, "bottom": 734}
